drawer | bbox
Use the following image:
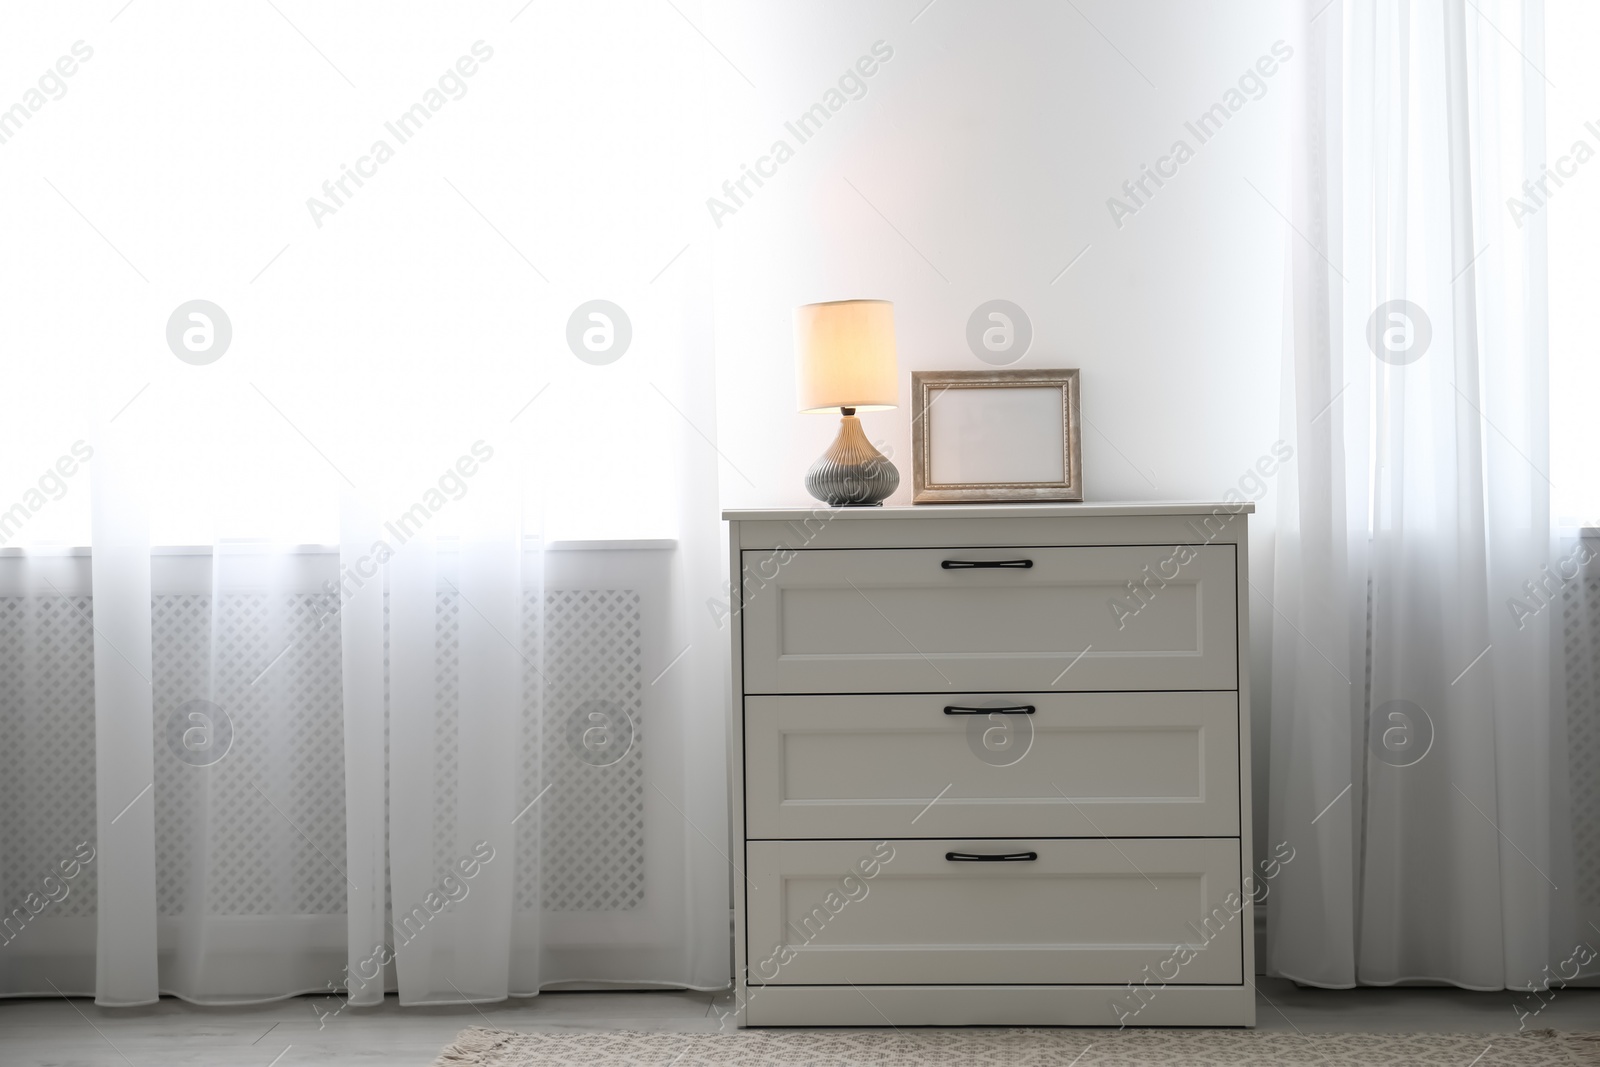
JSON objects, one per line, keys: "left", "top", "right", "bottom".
{"left": 744, "top": 692, "right": 1239, "bottom": 839}
{"left": 746, "top": 838, "right": 1243, "bottom": 985}
{"left": 739, "top": 545, "right": 1237, "bottom": 694}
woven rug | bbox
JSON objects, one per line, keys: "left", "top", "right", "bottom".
{"left": 432, "top": 1027, "right": 1599, "bottom": 1066}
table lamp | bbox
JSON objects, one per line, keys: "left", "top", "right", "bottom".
{"left": 795, "top": 299, "right": 901, "bottom": 507}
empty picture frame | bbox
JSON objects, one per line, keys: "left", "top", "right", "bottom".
{"left": 911, "top": 369, "right": 1082, "bottom": 503}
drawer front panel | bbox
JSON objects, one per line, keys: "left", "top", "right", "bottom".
{"left": 746, "top": 838, "right": 1243, "bottom": 985}
{"left": 740, "top": 545, "right": 1237, "bottom": 694}
{"left": 744, "top": 692, "right": 1239, "bottom": 839}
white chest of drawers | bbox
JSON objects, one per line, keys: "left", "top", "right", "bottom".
{"left": 723, "top": 503, "right": 1255, "bottom": 1027}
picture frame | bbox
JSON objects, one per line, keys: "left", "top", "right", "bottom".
{"left": 910, "top": 369, "right": 1082, "bottom": 503}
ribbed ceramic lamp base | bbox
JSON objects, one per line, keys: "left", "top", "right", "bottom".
{"left": 804, "top": 414, "right": 899, "bottom": 507}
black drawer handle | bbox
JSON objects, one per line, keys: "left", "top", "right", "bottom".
{"left": 946, "top": 851, "right": 1039, "bottom": 862}
{"left": 941, "top": 559, "right": 1033, "bottom": 569}
{"left": 944, "top": 704, "right": 1035, "bottom": 715}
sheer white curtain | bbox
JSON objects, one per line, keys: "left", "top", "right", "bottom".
{"left": 0, "top": 0, "right": 728, "bottom": 1007}
{"left": 338, "top": 465, "right": 530, "bottom": 1008}
{"left": 1269, "top": 0, "right": 1594, "bottom": 988}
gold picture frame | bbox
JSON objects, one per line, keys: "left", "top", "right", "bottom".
{"left": 911, "top": 369, "right": 1082, "bottom": 503}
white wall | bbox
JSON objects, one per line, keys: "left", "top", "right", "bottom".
{"left": 707, "top": 0, "right": 1291, "bottom": 509}
{"left": 705, "top": 0, "right": 1293, "bottom": 874}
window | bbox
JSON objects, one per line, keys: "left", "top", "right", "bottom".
{"left": 1547, "top": 0, "right": 1600, "bottom": 527}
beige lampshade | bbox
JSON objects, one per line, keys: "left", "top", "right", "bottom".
{"left": 794, "top": 299, "right": 898, "bottom": 413}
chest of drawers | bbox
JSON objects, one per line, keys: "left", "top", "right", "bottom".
{"left": 723, "top": 503, "right": 1255, "bottom": 1027}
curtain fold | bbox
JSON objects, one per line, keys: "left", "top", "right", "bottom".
{"left": 382, "top": 521, "right": 443, "bottom": 1003}
{"left": 1270, "top": 0, "right": 1593, "bottom": 989}
{"left": 87, "top": 417, "right": 158, "bottom": 1007}
{"left": 338, "top": 489, "right": 390, "bottom": 1010}
{"left": 367, "top": 463, "right": 531, "bottom": 1006}
{"left": 444, "top": 486, "right": 524, "bottom": 1003}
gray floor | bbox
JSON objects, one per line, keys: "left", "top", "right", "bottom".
{"left": 0, "top": 979, "right": 1594, "bottom": 1065}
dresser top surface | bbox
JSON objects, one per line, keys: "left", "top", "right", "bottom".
{"left": 723, "top": 502, "right": 1255, "bottom": 522}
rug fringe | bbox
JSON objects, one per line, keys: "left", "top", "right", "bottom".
{"left": 430, "top": 1027, "right": 518, "bottom": 1066}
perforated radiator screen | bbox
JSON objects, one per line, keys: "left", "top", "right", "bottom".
{"left": 0, "top": 585, "right": 646, "bottom": 922}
